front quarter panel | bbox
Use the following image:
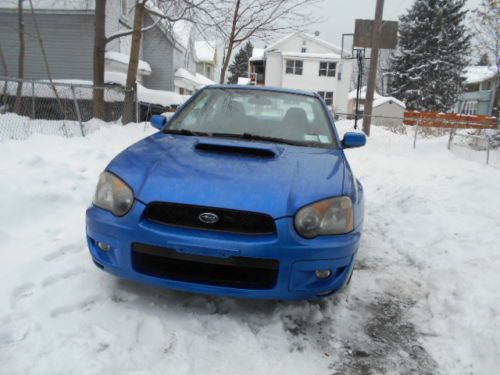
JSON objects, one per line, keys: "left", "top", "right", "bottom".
{"left": 342, "top": 160, "right": 364, "bottom": 230}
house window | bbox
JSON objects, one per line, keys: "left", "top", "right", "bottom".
{"left": 462, "top": 101, "right": 478, "bottom": 115}
{"left": 301, "top": 47, "right": 307, "bottom": 53}
{"left": 206, "top": 65, "right": 212, "bottom": 79}
{"left": 481, "top": 81, "right": 491, "bottom": 90}
{"left": 337, "top": 63, "right": 343, "bottom": 81}
{"left": 319, "top": 62, "right": 336, "bottom": 77}
{"left": 318, "top": 91, "right": 334, "bottom": 106}
{"left": 121, "top": 0, "right": 127, "bottom": 17}
{"left": 286, "top": 60, "right": 303, "bottom": 75}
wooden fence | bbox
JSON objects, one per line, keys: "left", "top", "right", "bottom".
{"left": 403, "top": 112, "right": 497, "bottom": 129}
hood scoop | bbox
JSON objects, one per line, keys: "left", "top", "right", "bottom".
{"left": 195, "top": 141, "right": 277, "bottom": 158}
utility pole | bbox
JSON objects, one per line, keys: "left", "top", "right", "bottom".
{"left": 362, "top": 0, "right": 385, "bottom": 136}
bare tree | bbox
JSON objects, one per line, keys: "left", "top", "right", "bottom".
{"left": 205, "top": 0, "right": 321, "bottom": 84}
{"left": 0, "top": 41, "right": 8, "bottom": 110}
{"left": 471, "top": 0, "right": 499, "bottom": 72}
{"left": 121, "top": 0, "right": 148, "bottom": 124}
{"left": 118, "top": 0, "right": 208, "bottom": 124}
{"left": 14, "top": 0, "right": 25, "bottom": 114}
{"left": 92, "top": 0, "right": 207, "bottom": 122}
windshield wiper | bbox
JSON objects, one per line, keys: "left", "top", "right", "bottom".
{"left": 209, "top": 132, "right": 305, "bottom": 146}
{"left": 163, "top": 129, "right": 208, "bottom": 136}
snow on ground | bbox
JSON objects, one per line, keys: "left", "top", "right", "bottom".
{"left": 1, "top": 119, "right": 499, "bottom": 374}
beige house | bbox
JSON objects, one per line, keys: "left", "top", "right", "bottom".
{"left": 372, "top": 97, "right": 406, "bottom": 127}
{"left": 347, "top": 86, "right": 406, "bottom": 126}
{"left": 347, "top": 86, "right": 383, "bottom": 116}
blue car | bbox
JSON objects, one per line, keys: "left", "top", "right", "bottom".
{"left": 86, "top": 85, "right": 366, "bottom": 300}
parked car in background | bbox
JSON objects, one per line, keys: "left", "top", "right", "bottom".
{"left": 86, "top": 85, "right": 366, "bottom": 300}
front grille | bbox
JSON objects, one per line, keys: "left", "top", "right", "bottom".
{"left": 132, "top": 243, "right": 279, "bottom": 289}
{"left": 145, "top": 202, "right": 276, "bottom": 235}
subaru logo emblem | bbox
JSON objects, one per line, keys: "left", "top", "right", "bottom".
{"left": 199, "top": 212, "right": 219, "bottom": 224}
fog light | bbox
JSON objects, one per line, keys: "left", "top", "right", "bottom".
{"left": 97, "top": 241, "right": 111, "bottom": 251}
{"left": 315, "top": 269, "right": 332, "bottom": 279}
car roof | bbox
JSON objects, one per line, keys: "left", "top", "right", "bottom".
{"left": 203, "top": 84, "right": 318, "bottom": 98}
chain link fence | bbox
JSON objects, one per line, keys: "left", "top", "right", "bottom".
{"left": 0, "top": 76, "right": 138, "bottom": 140}
{"left": 449, "top": 130, "right": 500, "bottom": 168}
{"left": 337, "top": 111, "right": 500, "bottom": 168}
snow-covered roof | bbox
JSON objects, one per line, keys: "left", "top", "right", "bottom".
{"left": 348, "top": 86, "right": 383, "bottom": 100}
{"left": 194, "top": 41, "right": 216, "bottom": 63}
{"left": 281, "top": 51, "right": 340, "bottom": 60}
{"left": 265, "top": 31, "right": 345, "bottom": 56}
{"left": 171, "top": 20, "right": 192, "bottom": 50}
{"left": 373, "top": 96, "right": 406, "bottom": 109}
{"left": 0, "top": 71, "right": 186, "bottom": 107}
{"left": 104, "top": 71, "right": 186, "bottom": 107}
{"left": 237, "top": 77, "right": 251, "bottom": 85}
{"left": 0, "top": 0, "right": 94, "bottom": 10}
{"left": 175, "top": 68, "right": 215, "bottom": 88}
{"left": 250, "top": 48, "right": 265, "bottom": 62}
{"left": 105, "top": 51, "right": 152, "bottom": 74}
{"left": 463, "top": 66, "right": 498, "bottom": 85}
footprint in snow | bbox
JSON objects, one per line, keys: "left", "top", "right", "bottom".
{"left": 50, "top": 294, "right": 108, "bottom": 318}
{"left": 41, "top": 266, "right": 86, "bottom": 288}
{"left": 43, "top": 243, "right": 84, "bottom": 262}
{"left": 10, "top": 283, "right": 35, "bottom": 309}
{"left": 0, "top": 316, "right": 30, "bottom": 346}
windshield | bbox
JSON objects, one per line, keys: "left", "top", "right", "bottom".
{"left": 167, "top": 88, "right": 338, "bottom": 148}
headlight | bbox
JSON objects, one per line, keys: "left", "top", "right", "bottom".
{"left": 294, "top": 196, "right": 354, "bottom": 238}
{"left": 93, "top": 171, "right": 134, "bottom": 216}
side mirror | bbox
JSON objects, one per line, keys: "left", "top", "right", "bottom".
{"left": 342, "top": 132, "right": 366, "bottom": 149}
{"left": 150, "top": 115, "right": 167, "bottom": 130}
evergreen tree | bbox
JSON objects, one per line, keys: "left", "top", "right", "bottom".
{"left": 227, "top": 41, "right": 253, "bottom": 84}
{"left": 389, "top": 0, "right": 471, "bottom": 111}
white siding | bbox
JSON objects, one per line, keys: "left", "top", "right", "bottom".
{"left": 271, "top": 35, "right": 336, "bottom": 55}
{"left": 264, "top": 52, "right": 282, "bottom": 87}
{"left": 262, "top": 33, "right": 353, "bottom": 114}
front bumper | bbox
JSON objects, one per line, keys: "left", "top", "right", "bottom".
{"left": 86, "top": 201, "right": 362, "bottom": 300}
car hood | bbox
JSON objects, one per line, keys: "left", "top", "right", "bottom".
{"left": 107, "top": 133, "right": 346, "bottom": 218}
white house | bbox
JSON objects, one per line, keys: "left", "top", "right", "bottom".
{"left": 194, "top": 40, "right": 217, "bottom": 81}
{"left": 249, "top": 32, "right": 353, "bottom": 114}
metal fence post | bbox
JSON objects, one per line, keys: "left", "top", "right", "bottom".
{"left": 31, "top": 80, "right": 35, "bottom": 119}
{"left": 413, "top": 119, "right": 419, "bottom": 149}
{"left": 70, "top": 84, "right": 85, "bottom": 137}
{"left": 486, "top": 136, "right": 491, "bottom": 165}
{"left": 447, "top": 127, "right": 454, "bottom": 150}
{"left": 135, "top": 83, "right": 139, "bottom": 123}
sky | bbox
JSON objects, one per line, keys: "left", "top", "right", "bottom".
{"left": 303, "top": 0, "right": 482, "bottom": 47}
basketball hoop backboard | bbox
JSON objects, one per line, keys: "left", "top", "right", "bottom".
{"left": 354, "top": 19, "right": 398, "bottom": 49}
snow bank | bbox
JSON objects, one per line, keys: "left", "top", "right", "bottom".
{"left": 1, "top": 120, "right": 499, "bottom": 374}
{"left": 0, "top": 113, "right": 111, "bottom": 140}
